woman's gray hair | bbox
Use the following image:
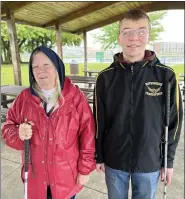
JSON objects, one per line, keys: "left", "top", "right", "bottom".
{"left": 31, "top": 50, "right": 62, "bottom": 104}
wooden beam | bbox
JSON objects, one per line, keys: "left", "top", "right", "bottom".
{"left": 136, "top": 1, "right": 183, "bottom": 13}
{"left": 6, "top": 9, "right": 22, "bottom": 85}
{"left": 55, "top": 23, "right": 63, "bottom": 59}
{"left": 83, "top": 31, "right": 88, "bottom": 76}
{"left": 2, "top": 17, "right": 73, "bottom": 34}
{"left": 1, "top": 2, "right": 33, "bottom": 16}
{"left": 73, "top": 1, "right": 184, "bottom": 34}
{"left": 43, "top": 2, "right": 118, "bottom": 27}
{"left": 1, "top": 17, "right": 44, "bottom": 28}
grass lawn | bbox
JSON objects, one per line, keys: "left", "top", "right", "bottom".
{"left": 1, "top": 63, "right": 109, "bottom": 86}
{"left": 1, "top": 63, "right": 184, "bottom": 86}
{"left": 171, "top": 64, "right": 184, "bottom": 80}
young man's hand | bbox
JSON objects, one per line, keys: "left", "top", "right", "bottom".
{"left": 160, "top": 168, "right": 174, "bottom": 186}
{"left": 77, "top": 173, "right": 89, "bottom": 185}
{"left": 96, "top": 163, "right": 105, "bottom": 173}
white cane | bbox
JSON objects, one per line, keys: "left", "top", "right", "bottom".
{"left": 163, "top": 82, "right": 170, "bottom": 199}
{"left": 24, "top": 139, "right": 29, "bottom": 199}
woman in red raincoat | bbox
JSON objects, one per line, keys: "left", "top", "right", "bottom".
{"left": 2, "top": 46, "right": 96, "bottom": 199}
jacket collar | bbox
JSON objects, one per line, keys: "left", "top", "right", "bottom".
{"left": 27, "top": 77, "right": 77, "bottom": 107}
{"left": 113, "top": 50, "right": 156, "bottom": 68}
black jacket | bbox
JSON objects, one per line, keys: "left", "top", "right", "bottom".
{"left": 93, "top": 51, "right": 183, "bottom": 172}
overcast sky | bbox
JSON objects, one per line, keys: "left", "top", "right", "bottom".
{"left": 158, "top": 10, "right": 184, "bottom": 42}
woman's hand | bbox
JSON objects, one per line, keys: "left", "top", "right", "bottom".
{"left": 77, "top": 173, "right": 89, "bottom": 185}
{"left": 18, "top": 119, "right": 34, "bottom": 141}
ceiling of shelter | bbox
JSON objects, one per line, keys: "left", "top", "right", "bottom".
{"left": 1, "top": 1, "right": 183, "bottom": 34}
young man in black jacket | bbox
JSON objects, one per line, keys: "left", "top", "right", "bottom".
{"left": 93, "top": 9, "right": 183, "bottom": 199}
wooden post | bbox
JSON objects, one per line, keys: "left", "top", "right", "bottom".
{"left": 6, "top": 9, "right": 22, "bottom": 85}
{"left": 55, "top": 23, "right": 63, "bottom": 59}
{"left": 83, "top": 31, "right": 88, "bottom": 76}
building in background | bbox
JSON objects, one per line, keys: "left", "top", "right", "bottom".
{"left": 153, "top": 42, "right": 184, "bottom": 65}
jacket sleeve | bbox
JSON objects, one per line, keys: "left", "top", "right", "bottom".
{"left": 77, "top": 92, "right": 96, "bottom": 175}
{"left": 2, "top": 93, "right": 24, "bottom": 150}
{"left": 163, "top": 72, "right": 183, "bottom": 168}
{"left": 93, "top": 74, "right": 106, "bottom": 163}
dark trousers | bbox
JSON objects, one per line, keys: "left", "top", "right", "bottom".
{"left": 47, "top": 186, "right": 75, "bottom": 199}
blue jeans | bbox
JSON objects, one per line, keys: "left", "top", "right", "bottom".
{"left": 105, "top": 165, "right": 160, "bottom": 199}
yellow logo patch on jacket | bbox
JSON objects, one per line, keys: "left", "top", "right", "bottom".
{"left": 145, "top": 82, "right": 163, "bottom": 96}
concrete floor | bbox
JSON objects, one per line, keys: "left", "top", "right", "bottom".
{"left": 1, "top": 121, "right": 184, "bottom": 199}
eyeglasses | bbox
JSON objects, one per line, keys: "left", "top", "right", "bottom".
{"left": 120, "top": 28, "right": 149, "bottom": 38}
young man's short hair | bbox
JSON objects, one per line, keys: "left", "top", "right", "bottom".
{"left": 119, "top": 9, "right": 151, "bottom": 31}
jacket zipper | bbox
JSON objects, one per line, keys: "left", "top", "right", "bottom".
{"left": 130, "top": 65, "right": 134, "bottom": 172}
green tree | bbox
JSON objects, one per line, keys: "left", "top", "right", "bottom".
{"left": 22, "top": 26, "right": 55, "bottom": 53}
{"left": 148, "top": 11, "right": 167, "bottom": 42}
{"left": 1, "top": 22, "right": 82, "bottom": 63}
{"left": 1, "top": 22, "right": 12, "bottom": 63}
{"left": 1, "top": 22, "right": 36, "bottom": 63}
{"left": 23, "top": 28, "right": 82, "bottom": 53}
{"left": 94, "top": 11, "right": 167, "bottom": 50}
